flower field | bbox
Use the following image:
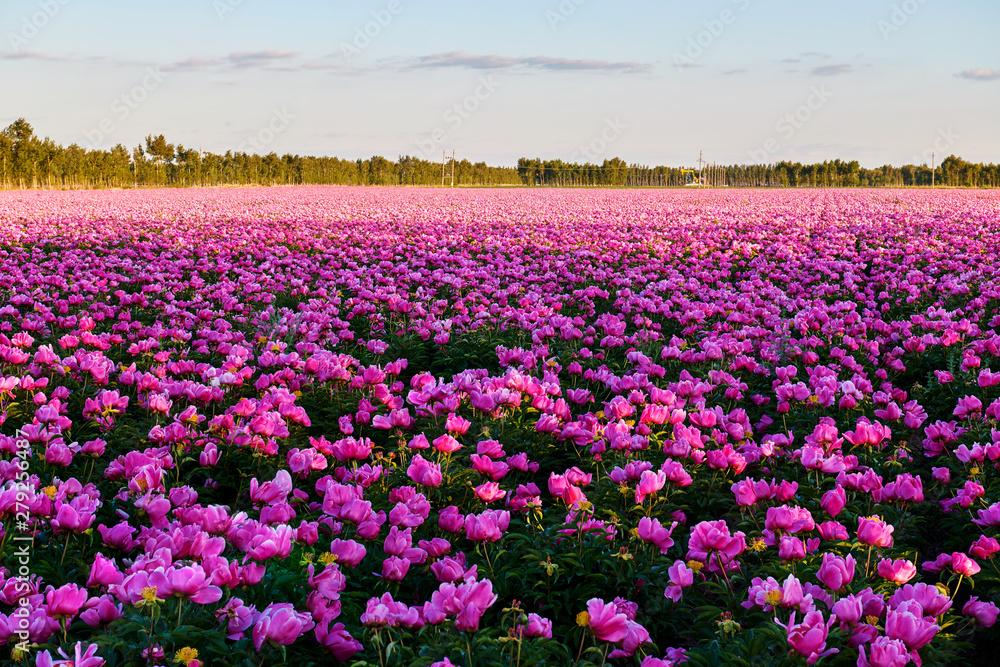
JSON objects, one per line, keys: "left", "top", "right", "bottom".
{"left": 3, "top": 186, "right": 1000, "bottom": 667}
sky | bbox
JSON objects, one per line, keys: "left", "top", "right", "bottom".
{"left": 1, "top": 0, "right": 998, "bottom": 168}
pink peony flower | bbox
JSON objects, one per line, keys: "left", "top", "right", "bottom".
{"left": 775, "top": 611, "right": 838, "bottom": 664}
{"left": 585, "top": 598, "right": 628, "bottom": 643}
{"left": 857, "top": 516, "right": 894, "bottom": 547}
{"left": 963, "top": 597, "right": 1000, "bottom": 627}
{"left": 45, "top": 583, "right": 89, "bottom": 620}
{"left": 877, "top": 558, "right": 917, "bottom": 585}
{"left": 951, "top": 552, "right": 981, "bottom": 576}
{"left": 816, "top": 553, "right": 855, "bottom": 592}
{"left": 886, "top": 600, "right": 939, "bottom": 650}
{"left": 36, "top": 642, "right": 106, "bottom": 667}
{"left": 636, "top": 517, "right": 677, "bottom": 555}
{"left": 634, "top": 470, "right": 667, "bottom": 504}
{"left": 252, "top": 603, "right": 315, "bottom": 650}
{"left": 315, "top": 620, "right": 363, "bottom": 661}
{"left": 518, "top": 613, "right": 553, "bottom": 638}
{"left": 687, "top": 520, "right": 745, "bottom": 572}
{"left": 820, "top": 486, "right": 846, "bottom": 518}
{"left": 858, "top": 636, "right": 912, "bottom": 667}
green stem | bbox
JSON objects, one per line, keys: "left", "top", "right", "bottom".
{"left": 482, "top": 543, "right": 495, "bottom": 578}
{"left": 0, "top": 522, "right": 10, "bottom": 556}
{"left": 719, "top": 560, "right": 734, "bottom": 597}
{"left": 374, "top": 628, "right": 385, "bottom": 667}
{"left": 60, "top": 532, "right": 72, "bottom": 566}
{"left": 951, "top": 574, "right": 965, "bottom": 601}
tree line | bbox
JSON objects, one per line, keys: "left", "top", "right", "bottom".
{"left": 2, "top": 119, "right": 997, "bottom": 190}
{"left": 516, "top": 157, "right": 1000, "bottom": 188}
{"left": 0, "top": 119, "right": 521, "bottom": 189}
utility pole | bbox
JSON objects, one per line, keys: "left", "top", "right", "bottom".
{"left": 931, "top": 152, "right": 936, "bottom": 188}
{"left": 698, "top": 150, "right": 703, "bottom": 186}
{"left": 442, "top": 150, "right": 446, "bottom": 188}
{"left": 451, "top": 149, "right": 455, "bottom": 187}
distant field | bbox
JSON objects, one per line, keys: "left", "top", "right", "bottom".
{"left": 2, "top": 187, "right": 999, "bottom": 666}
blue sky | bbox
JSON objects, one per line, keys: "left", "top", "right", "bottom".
{"left": 1, "top": 0, "right": 997, "bottom": 167}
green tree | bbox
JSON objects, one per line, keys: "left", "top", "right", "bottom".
{"left": 145, "top": 134, "right": 175, "bottom": 184}
{"left": 4, "top": 118, "right": 40, "bottom": 187}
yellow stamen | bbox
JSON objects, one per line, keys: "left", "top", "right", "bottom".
{"left": 174, "top": 647, "right": 199, "bottom": 663}
{"left": 137, "top": 585, "right": 164, "bottom": 607}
